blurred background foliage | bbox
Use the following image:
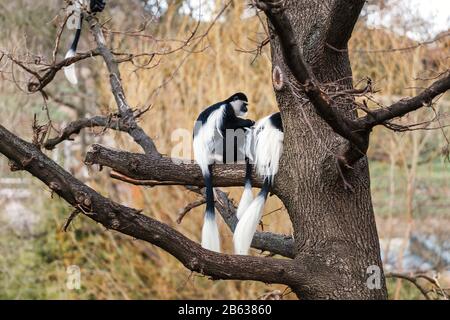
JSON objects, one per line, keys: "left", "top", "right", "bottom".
{"left": 0, "top": 0, "right": 448, "bottom": 299}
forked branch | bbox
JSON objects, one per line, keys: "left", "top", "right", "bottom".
{"left": 256, "top": 0, "right": 369, "bottom": 167}
{"left": 87, "top": 15, "right": 159, "bottom": 155}
{"left": 257, "top": 0, "right": 450, "bottom": 167}
{"left": 358, "top": 71, "right": 450, "bottom": 129}
{"left": 0, "top": 124, "right": 304, "bottom": 284}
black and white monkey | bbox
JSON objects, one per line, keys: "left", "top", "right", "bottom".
{"left": 234, "top": 112, "right": 284, "bottom": 255}
{"left": 193, "top": 93, "right": 254, "bottom": 252}
{"left": 64, "top": 0, "right": 106, "bottom": 84}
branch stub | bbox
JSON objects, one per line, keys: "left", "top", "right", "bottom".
{"left": 273, "top": 65, "right": 284, "bottom": 91}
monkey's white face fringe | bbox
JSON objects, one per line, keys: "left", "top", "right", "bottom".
{"left": 230, "top": 100, "right": 247, "bottom": 117}
{"left": 233, "top": 193, "right": 266, "bottom": 255}
{"left": 193, "top": 105, "right": 226, "bottom": 175}
{"left": 202, "top": 212, "right": 221, "bottom": 252}
{"left": 63, "top": 49, "right": 78, "bottom": 85}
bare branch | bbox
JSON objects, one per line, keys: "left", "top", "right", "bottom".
{"left": 386, "top": 272, "right": 431, "bottom": 299}
{"left": 177, "top": 198, "right": 206, "bottom": 224}
{"left": 109, "top": 176, "right": 295, "bottom": 258}
{"left": 110, "top": 170, "right": 183, "bottom": 186}
{"left": 43, "top": 115, "right": 129, "bottom": 150}
{"left": 87, "top": 16, "right": 159, "bottom": 155}
{"left": 258, "top": 1, "right": 450, "bottom": 168}
{"left": 27, "top": 50, "right": 100, "bottom": 93}
{"left": 85, "top": 144, "right": 264, "bottom": 188}
{"left": 325, "top": 0, "right": 366, "bottom": 50}
{"left": 358, "top": 71, "right": 450, "bottom": 129}
{"left": 386, "top": 272, "right": 449, "bottom": 300}
{"left": 0, "top": 124, "right": 306, "bottom": 285}
{"left": 62, "top": 209, "right": 81, "bottom": 232}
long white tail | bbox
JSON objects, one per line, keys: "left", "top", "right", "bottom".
{"left": 236, "top": 182, "right": 253, "bottom": 220}
{"left": 233, "top": 179, "right": 269, "bottom": 255}
{"left": 201, "top": 208, "right": 221, "bottom": 252}
{"left": 236, "top": 159, "right": 253, "bottom": 220}
{"left": 63, "top": 49, "right": 78, "bottom": 85}
{"left": 201, "top": 170, "right": 221, "bottom": 253}
{"left": 193, "top": 107, "right": 226, "bottom": 253}
{"left": 64, "top": 1, "right": 83, "bottom": 85}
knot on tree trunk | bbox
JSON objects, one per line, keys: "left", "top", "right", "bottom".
{"left": 273, "top": 65, "right": 285, "bottom": 91}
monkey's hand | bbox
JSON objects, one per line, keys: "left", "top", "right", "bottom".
{"left": 239, "top": 119, "right": 255, "bottom": 129}
{"left": 246, "top": 119, "right": 256, "bottom": 127}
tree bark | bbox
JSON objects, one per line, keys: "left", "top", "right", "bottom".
{"left": 269, "top": 0, "right": 387, "bottom": 299}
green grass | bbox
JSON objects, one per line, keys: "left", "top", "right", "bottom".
{"left": 370, "top": 160, "right": 450, "bottom": 218}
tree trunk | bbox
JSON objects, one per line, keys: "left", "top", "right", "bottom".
{"left": 270, "top": 0, "right": 388, "bottom": 299}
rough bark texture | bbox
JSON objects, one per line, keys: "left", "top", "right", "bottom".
{"left": 85, "top": 144, "right": 264, "bottom": 188}
{"left": 268, "top": 0, "right": 387, "bottom": 299}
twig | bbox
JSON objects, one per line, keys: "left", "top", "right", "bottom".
{"left": 386, "top": 272, "right": 449, "bottom": 300}
{"left": 62, "top": 209, "right": 81, "bottom": 232}
{"left": 177, "top": 199, "right": 206, "bottom": 224}
{"left": 110, "top": 170, "right": 181, "bottom": 186}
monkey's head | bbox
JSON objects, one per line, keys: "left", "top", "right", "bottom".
{"left": 228, "top": 92, "right": 248, "bottom": 116}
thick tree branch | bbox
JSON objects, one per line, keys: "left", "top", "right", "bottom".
{"left": 44, "top": 115, "right": 129, "bottom": 150}
{"left": 0, "top": 124, "right": 306, "bottom": 285}
{"left": 87, "top": 16, "right": 159, "bottom": 155}
{"left": 85, "top": 144, "right": 264, "bottom": 188}
{"left": 325, "top": 0, "right": 366, "bottom": 49}
{"left": 257, "top": 1, "right": 368, "bottom": 165}
{"left": 110, "top": 172, "right": 294, "bottom": 257}
{"left": 109, "top": 169, "right": 294, "bottom": 257}
{"left": 259, "top": 1, "right": 450, "bottom": 169}
{"left": 357, "top": 71, "right": 450, "bottom": 128}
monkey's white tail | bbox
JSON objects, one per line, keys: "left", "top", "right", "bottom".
{"left": 236, "top": 159, "right": 254, "bottom": 220}
{"left": 193, "top": 106, "right": 227, "bottom": 253}
{"left": 63, "top": 8, "right": 82, "bottom": 86}
{"left": 202, "top": 208, "right": 221, "bottom": 252}
{"left": 200, "top": 170, "right": 221, "bottom": 253}
{"left": 236, "top": 181, "right": 253, "bottom": 220}
{"left": 64, "top": 49, "right": 78, "bottom": 85}
{"left": 233, "top": 179, "right": 269, "bottom": 255}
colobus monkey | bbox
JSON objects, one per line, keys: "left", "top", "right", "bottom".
{"left": 193, "top": 92, "right": 254, "bottom": 252}
{"left": 64, "top": 0, "right": 106, "bottom": 85}
{"left": 234, "top": 112, "right": 284, "bottom": 255}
